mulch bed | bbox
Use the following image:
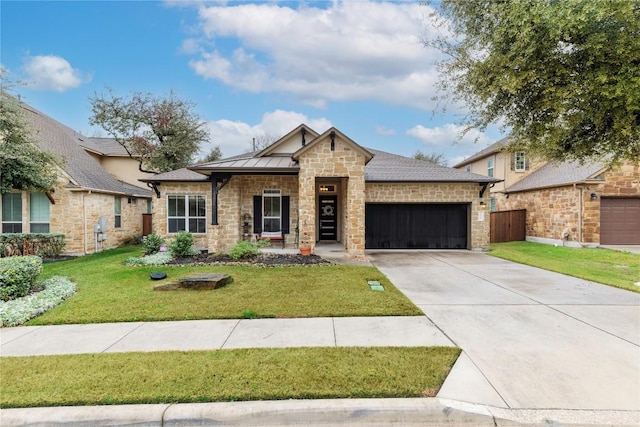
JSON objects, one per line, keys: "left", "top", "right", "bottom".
{"left": 167, "top": 253, "right": 331, "bottom": 266}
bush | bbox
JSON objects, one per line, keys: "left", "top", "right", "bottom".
{"left": 124, "top": 251, "right": 173, "bottom": 266}
{"left": 0, "top": 256, "right": 43, "bottom": 301}
{"left": 169, "top": 231, "right": 198, "bottom": 257}
{"left": 143, "top": 234, "right": 165, "bottom": 255}
{"left": 0, "top": 234, "right": 65, "bottom": 258}
{"left": 229, "top": 240, "right": 263, "bottom": 260}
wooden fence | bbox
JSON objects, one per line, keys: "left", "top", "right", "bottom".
{"left": 490, "top": 209, "right": 526, "bottom": 243}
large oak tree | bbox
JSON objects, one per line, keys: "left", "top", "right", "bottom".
{"left": 426, "top": 0, "right": 640, "bottom": 163}
{"left": 90, "top": 89, "right": 209, "bottom": 173}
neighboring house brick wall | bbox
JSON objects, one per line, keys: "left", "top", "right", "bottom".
{"left": 365, "top": 182, "right": 491, "bottom": 250}
{"left": 498, "top": 162, "right": 640, "bottom": 244}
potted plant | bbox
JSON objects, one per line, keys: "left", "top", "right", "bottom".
{"left": 299, "top": 230, "right": 312, "bottom": 256}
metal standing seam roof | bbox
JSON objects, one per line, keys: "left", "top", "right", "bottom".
{"left": 20, "top": 103, "right": 151, "bottom": 197}
{"left": 505, "top": 160, "right": 607, "bottom": 193}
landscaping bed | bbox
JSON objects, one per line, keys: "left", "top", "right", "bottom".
{"left": 168, "top": 252, "right": 331, "bottom": 266}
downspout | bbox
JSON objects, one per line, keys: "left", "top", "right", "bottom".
{"left": 576, "top": 184, "right": 583, "bottom": 244}
{"left": 82, "top": 193, "right": 87, "bottom": 255}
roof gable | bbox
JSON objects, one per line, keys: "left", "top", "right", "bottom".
{"left": 292, "top": 127, "right": 374, "bottom": 164}
{"left": 256, "top": 124, "right": 319, "bottom": 156}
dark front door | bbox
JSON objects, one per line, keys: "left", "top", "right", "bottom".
{"left": 319, "top": 195, "right": 338, "bottom": 241}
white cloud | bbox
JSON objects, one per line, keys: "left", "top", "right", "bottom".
{"left": 22, "top": 55, "right": 89, "bottom": 92}
{"left": 186, "top": 1, "right": 445, "bottom": 109}
{"left": 406, "top": 123, "right": 495, "bottom": 165}
{"left": 375, "top": 126, "right": 396, "bottom": 136}
{"left": 201, "top": 110, "right": 332, "bottom": 158}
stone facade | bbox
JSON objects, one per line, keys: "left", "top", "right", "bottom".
{"left": 1, "top": 176, "right": 147, "bottom": 255}
{"left": 365, "top": 182, "right": 490, "bottom": 250}
{"left": 296, "top": 135, "right": 366, "bottom": 256}
{"left": 497, "top": 162, "right": 640, "bottom": 244}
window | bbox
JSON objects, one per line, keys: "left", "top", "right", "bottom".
{"left": 514, "top": 151, "right": 526, "bottom": 171}
{"left": 114, "top": 197, "right": 122, "bottom": 228}
{"left": 168, "top": 195, "right": 206, "bottom": 233}
{"left": 490, "top": 198, "right": 496, "bottom": 212}
{"left": 146, "top": 199, "right": 152, "bottom": 214}
{"left": 262, "top": 189, "right": 281, "bottom": 233}
{"left": 465, "top": 165, "right": 471, "bottom": 172}
{"left": 487, "top": 157, "right": 494, "bottom": 178}
{"left": 2, "top": 193, "right": 22, "bottom": 233}
{"left": 30, "top": 193, "right": 50, "bottom": 233}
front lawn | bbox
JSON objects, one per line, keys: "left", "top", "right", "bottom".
{"left": 31, "top": 246, "right": 421, "bottom": 324}
{"left": 0, "top": 347, "right": 460, "bottom": 408}
{"left": 489, "top": 242, "right": 640, "bottom": 292}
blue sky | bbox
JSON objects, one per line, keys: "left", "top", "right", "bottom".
{"left": 1, "top": 0, "right": 504, "bottom": 165}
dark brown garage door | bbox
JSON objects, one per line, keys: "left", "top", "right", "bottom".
{"left": 365, "top": 203, "right": 468, "bottom": 249}
{"left": 600, "top": 198, "right": 640, "bottom": 244}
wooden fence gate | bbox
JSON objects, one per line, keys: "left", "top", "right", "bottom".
{"left": 142, "top": 213, "right": 152, "bottom": 236}
{"left": 490, "top": 209, "right": 526, "bottom": 243}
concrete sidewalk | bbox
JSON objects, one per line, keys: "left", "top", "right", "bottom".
{"left": 0, "top": 316, "right": 451, "bottom": 356}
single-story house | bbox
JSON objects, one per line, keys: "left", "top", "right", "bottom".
{"left": 455, "top": 140, "right": 640, "bottom": 245}
{"left": 0, "top": 103, "right": 152, "bottom": 255}
{"left": 142, "top": 125, "right": 499, "bottom": 257}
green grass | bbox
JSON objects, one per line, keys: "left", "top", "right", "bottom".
{"left": 0, "top": 347, "right": 460, "bottom": 408}
{"left": 31, "top": 246, "right": 421, "bottom": 324}
{"left": 489, "top": 242, "right": 640, "bottom": 292}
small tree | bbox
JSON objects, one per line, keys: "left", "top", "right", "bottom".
{"left": 0, "top": 68, "right": 58, "bottom": 194}
{"left": 89, "top": 89, "right": 209, "bottom": 173}
{"left": 413, "top": 151, "right": 448, "bottom": 166}
{"left": 199, "top": 145, "right": 223, "bottom": 163}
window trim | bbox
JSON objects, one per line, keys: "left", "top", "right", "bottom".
{"left": 167, "top": 194, "right": 207, "bottom": 234}
{"left": 514, "top": 151, "right": 526, "bottom": 172}
{"left": 29, "top": 193, "right": 50, "bottom": 233}
{"left": 262, "top": 189, "right": 282, "bottom": 233}
{"left": 114, "top": 197, "right": 122, "bottom": 229}
{"left": 2, "top": 192, "right": 23, "bottom": 233}
{"left": 487, "top": 156, "right": 494, "bottom": 178}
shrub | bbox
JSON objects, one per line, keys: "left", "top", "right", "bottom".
{"left": 143, "top": 234, "right": 165, "bottom": 255}
{"left": 169, "top": 231, "right": 198, "bottom": 257}
{"left": 0, "top": 256, "right": 43, "bottom": 301}
{"left": 124, "top": 251, "right": 173, "bottom": 266}
{"left": 229, "top": 240, "right": 262, "bottom": 260}
{"left": 0, "top": 234, "right": 66, "bottom": 258}
{"left": 0, "top": 276, "right": 76, "bottom": 327}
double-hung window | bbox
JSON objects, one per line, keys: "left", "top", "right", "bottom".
{"left": 30, "top": 193, "right": 50, "bottom": 233}
{"left": 2, "top": 193, "right": 22, "bottom": 233}
{"left": 114, "top": 197, "right": 122, "bottom": 228}
{"left": 487, "top": 157, "right": 494, "bottom": 177}
{"left": 168, "top": 195, "right": 206, "bottom": 233}
{"left": 514, "top": 151, "right": 526, "bottom": 171}
{"left": 262, "top": 190, "right": 281, "bottom": 233}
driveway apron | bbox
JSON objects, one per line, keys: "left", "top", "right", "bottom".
{"left": 368, "top": 250, "right": 640, "bottom": 411}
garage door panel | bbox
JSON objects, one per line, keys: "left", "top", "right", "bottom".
{"left": 365, "top": 203, "right": 468, "bottom": 249}
{"left": 600, "top": 198, "right": 640, "bottom": 245}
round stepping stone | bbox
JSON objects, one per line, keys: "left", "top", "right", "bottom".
{"left": 150, "top": 271, "right": 167, "bottom": 280}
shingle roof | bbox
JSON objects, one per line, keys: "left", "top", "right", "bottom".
{"left": 80, "top": 137, "right": 129, "bottom": 156}
{"left": 505, "top": 161, "right": 606, "bottom": 193}
{"left": 139, "top": 168, "right": 209, "bottom": 182}
{"left": 21, "top": 103, "right": 150, "bottom": 197}
{"left": 453, "top": 137, "right": 509, "bottom": 168}
{"left": 365, "top": 149, "right": 499, "bottom": 183}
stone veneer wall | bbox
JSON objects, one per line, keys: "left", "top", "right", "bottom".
{"left": 297, "top": 137, "right": 366, "bottom": 256}
{"left": 365, "top": 182, "right": 490, "bottom": 250}
{"left": 496, "top": 162, "right": 639, "bottom": 243}
{"left": 153, "top": 177, "right": 299, "bottom": 254}
{"left": 1, "top": 177, "right": 147, "bottom": 255}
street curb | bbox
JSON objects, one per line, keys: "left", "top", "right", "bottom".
{"left": 0, "top": 398, "right": 505, "bottom": 426}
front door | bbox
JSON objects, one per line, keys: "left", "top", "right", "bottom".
{"left": 319, "top": 195, "right": 338, "bottom": 241}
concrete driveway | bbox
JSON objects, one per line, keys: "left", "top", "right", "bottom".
{"left": 368, "top": 250, "right": 640, "bottom": 411}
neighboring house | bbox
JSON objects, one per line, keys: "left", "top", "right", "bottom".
{"left": 455, "top": 140, "right": 640, "bottom": 245}
{"left": 141, "top": 125, "right": 498, "bottom": 257}
{"left": 0, "top": 103, "right": 152, "bottom": 255}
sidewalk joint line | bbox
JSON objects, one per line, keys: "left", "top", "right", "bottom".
{"left": 331, "top": 317, "right": 337, "bottom": 346}
{"left": 220, "top": 319, "right": 241, "bottom": 349}
{"left": 101, "top": 322, "right": 147, "bottom": 353}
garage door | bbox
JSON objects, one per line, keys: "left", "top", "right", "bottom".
{"left": 600, "top": 198, "right": 640, "bottom": 244}
{"left": 365, "top": 203, "right": 468, "bottom": 249}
